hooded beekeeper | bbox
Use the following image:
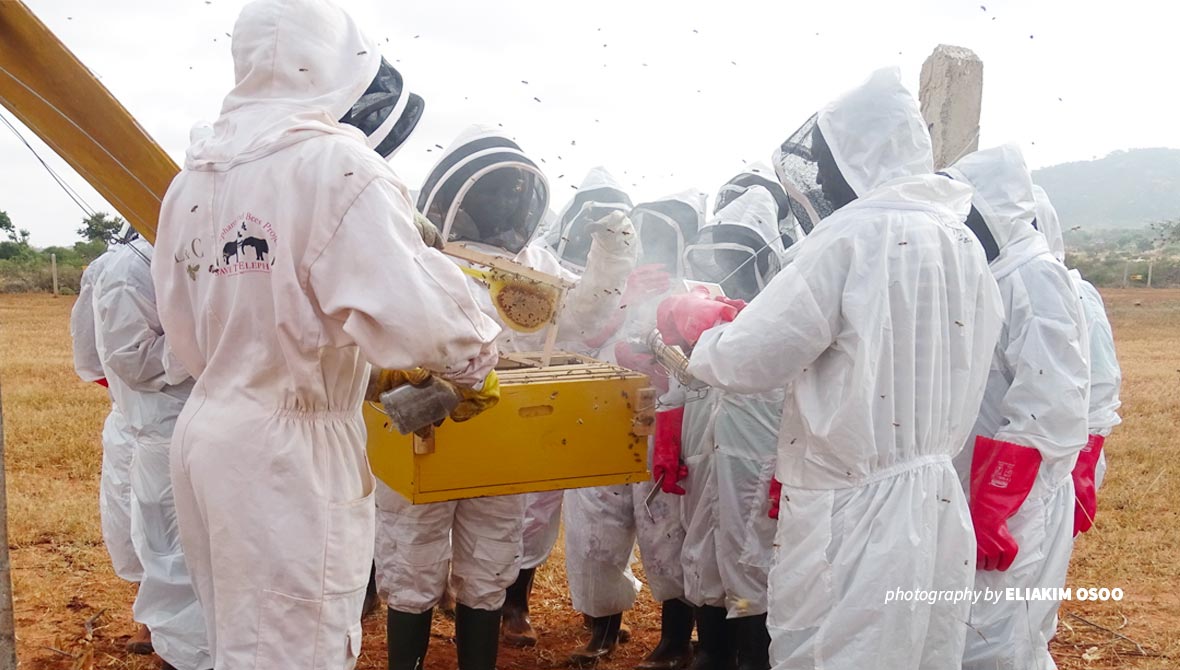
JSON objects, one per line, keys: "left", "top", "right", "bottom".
{"left": 655, "top": 183, "right": 791, "bottom": 670}
{"left": 372, "top": 125, "right": 637, "bottom": 670}
{"left": 69, "top": 234, "right": 151, "bottom": 654}
{"left": 1032, "top": 185, "right": 1121, "bottom": 509}
{"left": 560, "top": 185, "right": 704, "bottom": 668}
{"left": 152, "top": 1, "right": 500, "bottom": 668}
{"left": 94, "top": 228, "right": 210, "bottom": 670}
{"left": 657, "top": 68, "right": 1004, "bottom": 669}
{"left": 942, "top": 144, "right": 1090, "bottom": 670}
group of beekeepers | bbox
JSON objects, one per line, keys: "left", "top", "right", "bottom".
{"left": 66, "top": 1, "right": 1123, "bottom": 669}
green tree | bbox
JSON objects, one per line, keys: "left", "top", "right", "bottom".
{"left": 76, "top": 211, "right": 125, "bottom": 244}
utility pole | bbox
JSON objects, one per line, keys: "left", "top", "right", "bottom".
{"left": 50, "top": 252, "right": 58, "bottom": 297}
{"left": 1147, "top": 261, "right": 1153, "bottom": 288}
{"left": 0, "top": 380, "right": 19, "bottom": 670}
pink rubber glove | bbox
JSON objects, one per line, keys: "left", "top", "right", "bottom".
{"left": 970, "top": 436, "right": 1043, "bottom": 571}
{"left": 614, "top": 341, "right": 669, "bottom": 395}
{"left": 621, "top": 264, "right": 673, "bottom": 307}
{"left": 768, "top": 478, "right": 782, "bottom": 520}
{"left": 656, "top": 291, "right": 743, "bottom": 349}
{"left": 652, "top": 406, "right": 688, "bottom": 495}
{"left": 1072, "top": 434, "right": 1105, "bottom": 536}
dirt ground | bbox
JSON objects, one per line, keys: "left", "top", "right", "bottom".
{"left": 1, "top": 289, "right": 1177, "bottom": 669}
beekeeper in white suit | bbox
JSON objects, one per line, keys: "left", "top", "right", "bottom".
{"left": 659, "top": 184, "right": 789, "bottom": 670}
{"left": 501, "top": 166, "right": 644, "bottom": 654}
{"left": 559, "top": 184, "right": 702, "bottom": 668}
{"left": 93, "top": 231, "right": 210, "bottom": 670}
{"left": 1032, "top": 186, "right": 1121, "bottom": 501}
{"left": 152, "top": 1, "right": 501, "bottom": 668}
{"left": 942, "top": 145, "right": 1090, "bottom": 670}
{"left": 70, "top": 242, "right": 151, "bottom": 654}
{"left": 374, "top": 125, "right": 637, "bottom": 670}
{"left": 658, "top": 68, "right": 1003, "bottom": 669}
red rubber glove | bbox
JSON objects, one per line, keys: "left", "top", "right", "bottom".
{"left": 93, "top": 378, "right": 109, "bottom": 388}
{"left": 622, "top": 264, "right": 673, "bottom": 307}
{"left": 768, "top": 477, "right": 782, "bottom": 520}
{"left": 1072, "top": 434, "right": 1105, "bottom": 536}
{"left": 652, "top": 406, "right": 688, "bottom": 495}
{"left": 970, "top": 436, "right": 1042, "bottom": 571}
{"left": 656, "top": 291, "right": 743, "bottom": 349}
{"left": 614, "top": 341, "right": 669, "bottom": 395}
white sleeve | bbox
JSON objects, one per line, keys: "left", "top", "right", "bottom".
{"left": 95, "top": 258, "right": 189, "bottom": 392}
{"left": 688, "top": 237, "right": 844, "bottom": 395}
{"left": 309, "top": 179, "right": 501, "bottom": 385}
{"left": 70, "top": 261, "right": 105, "bottom": 382}
{"left": 1079, "top": 281, "right": 1121, "bottom": 435}
{"left": 992, "top": 268, "right": 1090, "bottom": 460}
{"left": 558, "top": 214, "right": 638, "bottom": 342}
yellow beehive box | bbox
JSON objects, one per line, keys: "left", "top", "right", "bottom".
{"left": 365, "top": 352, "right": 656, "bottom": 503}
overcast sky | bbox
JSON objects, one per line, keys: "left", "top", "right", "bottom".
{"left": 2, "top": 0, "right": 1175, "bottom": 247}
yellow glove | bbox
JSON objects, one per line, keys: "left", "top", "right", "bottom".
{"left": 367, "top": 367, "right": 432, "bottom": 401}
{"left": 450, "top": 370, "right": 500, "bottom": 422}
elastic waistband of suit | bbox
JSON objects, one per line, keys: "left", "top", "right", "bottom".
{"left": 781, "top": 453, "right": 955, "bottom": 492}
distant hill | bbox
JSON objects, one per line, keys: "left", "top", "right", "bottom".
{"left": 1032, "top": 148, "right": 1180, "bottom": 230}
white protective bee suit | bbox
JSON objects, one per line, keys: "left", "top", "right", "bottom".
{"left": 71, "top": 246, "right": 143, "bottom": 583}
{"left": 943, "top": 146, "right": 1090, "bottom": 670}
{"left": 152, "top": 2, "right": 501, "bottom": 667}
{"left": 678, "top": 185, "right": 786, "bottom": 618}
{"left": 374, "top": 126, "right": 637, "bottom": 613}
{"left": 1032, "top": 185, "right": 1121, "bottom": 489}
{"left": 687, "top": 68, "right": 1003, "bottom": 669}
{"left": 93, "top": 237, "right": 210, "bottom": 670}
{"left": 518, "top": 167, "right": 638, "bottom": 575}
{"left": 561, "top": 184, "right": 701, "bottom": 618}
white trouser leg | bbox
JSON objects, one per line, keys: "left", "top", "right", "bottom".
{"left": 374, "top": 482, "right": 456, "bottom": 613}
{"left": 563, "top": 485, "right": 641, "bottom": 617}
{"left": 452, "top": 495, "right": 525, "bottom": 610}
{"left": 100, "top": 410, "right": 142, "bottom": 582}
{"left": 130, "top": 436, "right": 210, "bottom": 670}
{"left": 520, "top": 490, "right": 563, "bottom": 570}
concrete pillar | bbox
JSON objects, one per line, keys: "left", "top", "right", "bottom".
{"left": 919, "top": 45, "right": 984, "bottom": 170}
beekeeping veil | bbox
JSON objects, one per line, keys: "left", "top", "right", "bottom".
{"left": 543, "top": 166, "right": 632, "bottom": 270}
{"left": 338, "top": 58, "right": 425, "bottom": 159}
{"left": 418, "top": 125, "right": 549, "bottom": 255}
{"left": 630, "top": 190, "right": 706, "bottom": 277}
{"left": 773, "top": 67, "right": 933, "bottom": 234}
{"left": 687, "top": 185, "right": 785, "bottom": 301}
{"left": 715, "top": 162, "right": 801, "bottom": 246}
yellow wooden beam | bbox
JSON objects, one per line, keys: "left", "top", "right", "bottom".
{"left": 0, "top": 1, "right": 178, "bottom": 243}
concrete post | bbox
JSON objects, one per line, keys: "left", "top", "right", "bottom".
{"left": 919, "top": 45, "right": 984, "bottom": 170}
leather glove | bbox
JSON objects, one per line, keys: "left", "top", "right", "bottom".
{"left": 657, "top": 291, "right": 743, "bottom": 349}
{"left": 768, "top": 477, "right": 782, "bottom": 520}
{"left": 414, "top": 210, "right": 445, "bottom": 250}
{"left": 1072, "top": 434, "right": 1105, "bottom": 536}
{"left": 450, "top": 370, "right": 501, "bottom": 422}
{"left": 970, "top": 435, "right": 1042, "bottom": 571}
{"left": 652, "top": 406, "right": 688, "bottom": 495}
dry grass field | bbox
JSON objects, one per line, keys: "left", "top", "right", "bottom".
{"left": 0, "top": 289, "right": 1177, "bottom": 669}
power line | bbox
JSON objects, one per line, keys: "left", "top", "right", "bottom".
{"left": 0, "top": 110, "right": 97, "bottom": 219}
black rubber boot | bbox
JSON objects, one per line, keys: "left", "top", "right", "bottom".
{"left": 501, "top": 567, "right": 537, "bottom": 647}
{"left": 569, "top": 612, "right": 623, "bottom": 667}
{"left": 636, "top": 599, "right": 695, "bottom": 670}
{"left": 362, "top": 562, "right": 379, "bottom": 619}
{"left": 730, "top": 614, "right": 771, "bottom": 670}
{"left": 687, "top": 606, "right": 733, "bottom": 670}
{"left": 387, "top": 607, "right": 433, "bottom": 670}
{"left": 456, "top": 604, "right": 503, "bottom": 670}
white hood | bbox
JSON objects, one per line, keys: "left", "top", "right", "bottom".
{"left": 687, "top": 185, "right": 785, "bottom": 299}
{"left": 1032, "top": 184, "right": 1066, "bottom": 263}
{"left": 945, "top": 144, "right": 1038, "bottom": 251}
{"left": 631, "top": 189, "right": 706, "bottom": 277}
{"left": 187, "top": 0, "right": 380, "bottom": 170}
{"left": 817, "top": 67, "right": 934, "bottom": 197}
